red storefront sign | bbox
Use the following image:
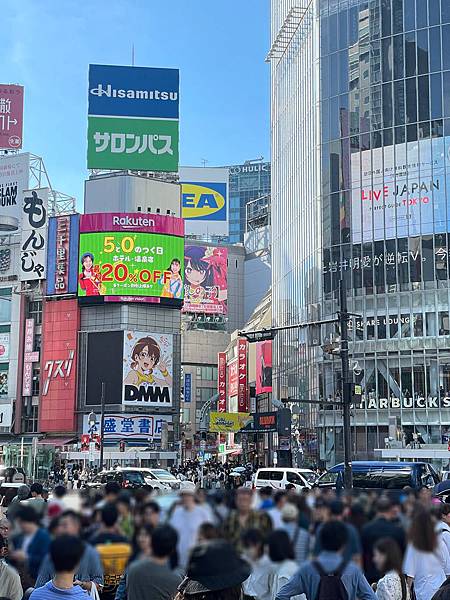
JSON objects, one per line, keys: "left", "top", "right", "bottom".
{"left": 217, "top": 352, "right": 227, "bottom": 412}
{"left": 237, "top": 337, "right": 249, "bottom": 412}
{"left": 39, "top": 299, "right": 79, "bottom": 432}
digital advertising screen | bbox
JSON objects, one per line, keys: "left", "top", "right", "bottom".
{"left": 78, "top": 213, "right": 184, "bottom": 305}
{"left": 183, "top": 245, "right": 227, "bottom": 314}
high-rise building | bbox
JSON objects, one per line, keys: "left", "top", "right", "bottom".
{"left": 270, "top": 0, "right": 450, "bottom": 468}
{"left": 222, "top": 160, "right": 271, "bottom": 244}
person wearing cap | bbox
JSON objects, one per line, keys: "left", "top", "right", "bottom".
{"left": 222, "top": 488, "right": 272, "bottom": 553}
{"left": 7, "top": 484, "right": 31, "bottom": 522}
{"left": 175, "top": 539, "right": 251, "bottom": 600}
{"left": 169, "top": 489, "right": 211, "bottom": 569}
{"left": 280, "top": 502, "right": 310, "bottom": 564}
{"left": 313, "top": 499, "right": 362, "bottom": 566}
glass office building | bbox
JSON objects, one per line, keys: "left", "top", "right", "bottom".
{"left": 271, "top": 0, "right": 450, "bottom": 467}
{"left": 221, "top": 161, "right": 271, "bottom": 243}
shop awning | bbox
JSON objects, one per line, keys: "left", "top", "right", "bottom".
{"left": 38, "top": 437, "right": 76, "bottom": 446}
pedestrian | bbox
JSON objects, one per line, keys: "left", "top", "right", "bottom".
{"left": 169, "top": 489, "right": 210, "bottom": 569}
{"left": 404, "top": 506, "right": 450, "bottom": 600}
{"left": 267, "top": 530, "right": 298, "bottom": 600}
{"left": 313, "top": 499, "right": 362, "bottom": 566}
{"left": 373, "top": 537, "right": 409, "bottom": 600}
{"left": 6, "top": 484, "right": 30, "bottom": 522}
{"left": 127, "top": 525, "right": 181, "bottom": 600}
{"left": 117, "top": 493, "right": 134, "bottom": 540}
{"left": 0, "top": 533, "right": 22, "bottom": 600}
{"left": 268, "top": 492, "right": 287, "bottom": 530}
{"left": 280, "top": 502, "right": 310, "bottom": 564}
{"left": 222, "top": 488, "right": 272, "bottom": 553}
{"left": 175, "top": 539, "right": 251, "bottom": 600}
{"left": 435, "top": 503, "right": 450, "bottom": 556}
{"left": 29, "top": 535, "right": 86, "bottom": 600}
{"left": 29, "top": 482, "right": 47, "bottom": 519}
{"left": 140, "top": 501, "right": 161, "bottom": 530}
{"left": 361, "top": 496, "right": 406, "bottom": 583}
{"left": 11, "top": 504, "right": 51, "bottom": 583}
{"left": 35, "top": 510, "right": 103, "bottom": 591}
{"left": 275, "top": 521, "right": 376, "bottom": 600}
{"left": 241, "top": 528, "right": 272, "bottom": 600}
{"left": 197, "top": 522, "right": 219, "bottom": 542}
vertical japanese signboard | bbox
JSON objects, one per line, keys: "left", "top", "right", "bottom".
{"left": 20, "top": 188, "right": 48, "bottom": 281}
{"left": 237, "top": 338, "right": 249, "bottom": 412}
{"left": 0, "top": 84, "right": 24, "bottom": 150}
{"left": 217, "top": 352, "right": 227, "bottom": 412}
{"left": 46, "top": 214, "right": 80, "bottom": 295}
{"left": 22, "top": 318, "right": 38, "bottom": 397}
{"left": 228, "top": 359, "right": 238, "bottom": 398}
{"left": 184, "top": 373, "right": 192, "bottom": 403}
{"left": 87, "top": 65, "right": 179, "bottom": 172}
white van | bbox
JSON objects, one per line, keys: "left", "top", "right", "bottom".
{"left": 254, "top": 467, "right": 317, "bottom": 491}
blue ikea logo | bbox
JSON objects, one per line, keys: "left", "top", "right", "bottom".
{"left": 181, "top": 181, "right": 227, "bottom": 221}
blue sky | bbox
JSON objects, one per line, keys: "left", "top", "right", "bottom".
{"left": 2, "top": 0, "right": 270, "bottom": 209}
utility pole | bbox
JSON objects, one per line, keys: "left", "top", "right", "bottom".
{"left": 339, "top": 280, "right": 353, "bottom": 490}
{"left": 99, "top": 382, "right": 106, "bottom": 470}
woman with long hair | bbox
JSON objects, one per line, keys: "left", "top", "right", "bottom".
{"left": 373, "top": 537, "right": 409, "bottom": 600}
{"left": 267, "top": 530, "right": 299, "bottom": 600}
{"left": 403, "top": 506, "right": 450, "bottom": 600}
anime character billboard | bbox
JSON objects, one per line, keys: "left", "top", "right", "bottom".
{"left": 122, "top": 331, "right": 173, "bottom": 407}
{"left": 256, "top": 340, "right": 272, "bottom": 394}
{"left": 183, "top": 245, "right": 227, "bottom": 314}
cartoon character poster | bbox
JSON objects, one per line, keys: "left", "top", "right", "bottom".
{"left": 256, "top": 341, "right": 272, "bottom": 394}
{"left": 122, "top": 331, "right": 173, "bottom": 407}
{"left": 183, "top": 245, "right": 227, "bottom": 314}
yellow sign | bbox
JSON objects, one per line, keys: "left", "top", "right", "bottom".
{"left": 209, "top": 411, "right": 251, "bottom": 433}
{"left": 181, "top": 182, "right": 226, "bottom": 220}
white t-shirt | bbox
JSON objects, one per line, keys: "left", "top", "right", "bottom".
{"left": 403, "top": 539, "right": 450, "bottom": 600}
{"left": 169, "top": 505, "right": 210, "bottom": 568}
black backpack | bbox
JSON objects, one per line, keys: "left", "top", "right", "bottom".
{"left": 313, "top": 560, "right": 349, "bottom": 600}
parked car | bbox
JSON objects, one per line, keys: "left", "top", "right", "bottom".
{"left": 254, "top": 467, "right": 316, "bottom": 491}
{"left": 0, "top": 482, "right": 26, "bottom": 508}
{"left": 316, "top": 461, "right": 440, "bottom": 491}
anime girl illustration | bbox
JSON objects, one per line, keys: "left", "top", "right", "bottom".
{"left": 184, "top": 246, "right": 227, "bottom": 310}
{"left": 160, "top": 258, "right": 183, "bottom": 299}
{"left": 123, "top": 336, "right": 172, "bottom": 388}
{"left": 78, "top": 252, "right": 103, "bottom": 296}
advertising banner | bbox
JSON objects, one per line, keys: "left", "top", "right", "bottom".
{"left": 242, "top": 411, "right": 277, "bottom": 433}
{"left": 179, "top": 167, "right": 229, "bottom": 237}
{"left": 0, "top": 404, "right": 12, "bottom": 428}
{"left": 0, "top": 153, "right": 29, "bottom": 223}
{"left": 22, "top": 318, "right": 35, "bottom": 397}
{"left": 39, "top": 299, "right": 79, "bottom": 432}
{"left": 184, "top": 373, "right": 192, "bottom": 403}
{"left": 0, "top": 85, "right": 24, "bottom": 150}
{"left": 85, "top": 331, "right": 124, "bottom": 406}
{"left": 46, "top": 214, "right": 80, "bottom": 295}
{"left": 20, "top": 188, "right": 48, "bottom": 281}
{"left": 228, "top": 359, "right": 238, "bottom": 398}
{"left": 351, "top": 137, "right": 449, "bottom": 243}
{"left": 78, "top": 213, "right": 184, "bottom": 302}
{"left": 87, "top": 64, "right": 179, "bottom": 172}
{"left": 0, "top": 332, "right": 10, "bottom": 360}
{"left": 122, "top": 330, "right": 173, "bottom": 408}
{"left": 209, "top": 411, "right": 251, "bottom": 433}
{"left": 217, "top": 352, "right": 227, "bottom": 412}
{"left": 183, "top": 245, "right": 227, "bottom": 314}
{"left": 256, "top": 341, "right": 272, "bottom": 394}
{"left": 82, "top": 413, "right": 172, "bottom": 443}
{"left": 237, "top": 338, "right": 249, "bottom": 412}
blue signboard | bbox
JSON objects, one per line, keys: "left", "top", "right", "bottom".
{"left": 88, "top": 64, "right": 179, "bottom": 119}
{"left": 46, "top": 214, "right": 79, "bottom": 295}
{"left": 184, "top": 373, "right": 192, "bottom": 403}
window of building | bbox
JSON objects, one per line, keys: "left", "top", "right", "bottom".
{"left": 0, "top": 289, "right": 12, "bottom": 323}
{"left": 32, "top": 368, "right": 40, "bottom": 397}
{"left": 0, "top": 365, "right": 8, "bottom": 395}
{"left": 27, "top": 301, "right": 42, "bottom": 326}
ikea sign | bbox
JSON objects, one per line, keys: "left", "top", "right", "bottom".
{"left": 182, "top": 182, "right": 227, "bottom": 221}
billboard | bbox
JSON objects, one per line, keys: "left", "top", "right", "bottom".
{"left": 82, "top": 413, "right": 172, "bottom": 443}
{"left": 87, "top": 64, "right": 179, "bottom": 172}
{"left": 0, "top": 153, "right": 29, "bottom": 223}
{"left": 22, "top": 318, "right": 37, "bottom": 397}
{"left": 242, "top": 411, "right": 277, "bottom": 433}
{"left": 217, "top": 352, "right": 227, "bottom": 412}
{"left": 39, "top": 299, "right": 79, "bottom": 432}
{"left": 85, "top": 331, "right": 124, "bottom": 406}
{"left": 0, "top": 85, "right": 24, "bottom": 150}
{"left": 237, "top": 338, "right": 249, "bottom": 412}
{"left": 179, "top": 167, "right": 229, "bottom": 237}
{"left": 78, "top": 213, "right": 184, "bottom": 305}
{"left": 20, "top": 188, "right": 48, "bottom": 281}
{"left": 183, "top": 245, "right": 227, "bottom": 314}
{"left": 228, "top": 359, "right": 238, "bottom": 398}
{"left": 46, "top": 214, "right": 80, "bottom": 295}
{"left": 256, "top": 340, "right": 272, "bottom": 394}
{"left": 209, "top": 411, "right": 251, "bottom": 433}
{"left": 122, "top": 330, "right": 173, "bottom": 408}
{"left": 351, "top": 137, "right": 449, "bottom": 243}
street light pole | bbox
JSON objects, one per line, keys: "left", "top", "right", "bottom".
{"left": 99, "top": 382, "right": 106, "bottom": 470}
{"left": 339, "top": 280, "right": 353, "bottom": 490}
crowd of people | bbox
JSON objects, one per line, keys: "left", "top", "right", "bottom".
{"left": 1, "top": 474, "right": 450, "bottom": 600}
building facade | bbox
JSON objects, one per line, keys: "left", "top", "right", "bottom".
{"left": 271, "top": 0, "right": 450, "bottom": 467}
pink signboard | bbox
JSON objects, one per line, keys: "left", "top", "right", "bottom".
{"left": 22, "top": 318, "right": 37, "bottom": 397}
{"left": 80, "top": 212, "right": 184, "bottom": 236}
{"left": 0, "top": 85, "right": 24, "bottom": 150}
{"left": 218, "top": 352, "right": 227, "bottom": 412}
{"left": 228, "top": 359, "right": 238, "bottom": 398}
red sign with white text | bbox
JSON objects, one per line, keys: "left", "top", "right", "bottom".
{"left": 237, "top": 338, "right": 249, "bottom": 412}
{"left": 39, "top": 299, "right": 79, "bottom": 432}
{"left": 0, "top": 85, "right": 24, "bottom": 150}
{"left": 217, "top": 352, "right": 227, "bottom": 412}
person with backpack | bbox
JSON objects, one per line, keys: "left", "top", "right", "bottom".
{"left": 275, "top": 521, "right": 376, "bottom": 600}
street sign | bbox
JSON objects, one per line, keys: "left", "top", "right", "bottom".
{"left": 239, "top": 329, "right": 276, "bottom": 343}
